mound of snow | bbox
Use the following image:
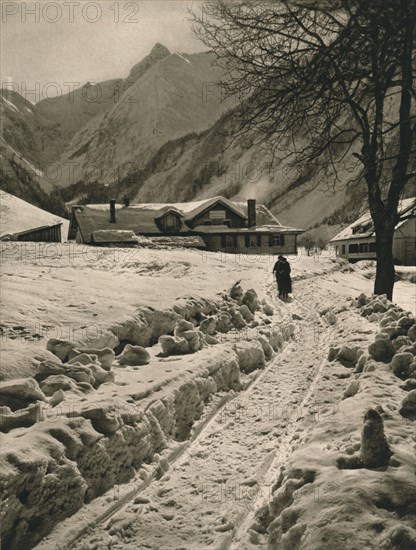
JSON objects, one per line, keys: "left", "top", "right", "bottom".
{"left": 92, "top": 230, "right": 141, "bottom": 244}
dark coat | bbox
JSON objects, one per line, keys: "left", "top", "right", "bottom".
{"left": 273, "top": 259, "right": 292, "bottom": 294}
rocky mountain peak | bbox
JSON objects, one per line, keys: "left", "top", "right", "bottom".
{"left": 127, "top": 43, "right": 171, "bottom": 82}
{"left": 150, "top": 43, "right": 170, "bottom": 57}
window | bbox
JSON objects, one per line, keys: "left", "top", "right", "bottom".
{"left": 369, "top": 242, "right": 376, "bottom": 252}
{"left": 245, "top": 234, "right": 261, "bottom": 247}
{"left": 352, "top": 222, "right": 372, "bottom": 235}
{"left": 349, "top": 244, "right": 359, "bottom": 253}
{"left": 269, "top": 234, "right": 285, "bottom": 247}
{"left": 359, "top": 242, "right": 369, "bottom": 253}
{"left": 209, "top": 210, "right": 226, "bottom": 222}
{"left": 221, "top": 234, "right": 237, "bottom": 249}
{"left": 165, "top": 215, "right": 177, "bottom": 230}
{"left": 341, "top": 245, "right": 346, "bottom": 254}
{"left": 161, "top": 213, "right": 181, "bottom": 232}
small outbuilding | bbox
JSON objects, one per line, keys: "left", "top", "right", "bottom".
{"left": 330, "top": 197, "right": 415, "bottom": 265}
{"left": 0, "top": 191, "right": 69, "bottom": 242}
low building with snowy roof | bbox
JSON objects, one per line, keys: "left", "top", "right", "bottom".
{"left": 330, "top": 197, "right": 415, "bottom": 265}
{"left": 68, "top": 196, "right": 304, "bottom": 254}
{"left": 0, "top": 191, "right": 68, "bottom": 242}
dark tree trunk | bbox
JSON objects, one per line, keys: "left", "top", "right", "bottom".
{"left": 373, "top": 0, "right": 416, "bottom": 301}
{"left": 193, "top": 1, "right": 415, "bottom": 305}
{"left": 373, "top": 221, "right": 396, "bottom": 300}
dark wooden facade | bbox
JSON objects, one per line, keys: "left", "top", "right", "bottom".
{"left": 188, "top": 203, "right": 246, "bottom": 229}
{"left": 202, "top": 232, "right": 298, "bottom": 254}
{"left": 15, "top": 224, "right": 62, "bottom": 242}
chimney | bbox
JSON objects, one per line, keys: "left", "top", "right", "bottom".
{"left": 109, "top": 199, "right": 116, "bottom": 223}
{"left": 247, "top": 199, "right": 256, "bottom": 228}
{"left": 123, "top": 195, "right": 130, "bottom": 207}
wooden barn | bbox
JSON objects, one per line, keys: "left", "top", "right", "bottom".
{"left": 0, "top": 191, "right": 69, "bottom": 242}
{"left": 68, "top": 196, "right": 304, "bottom": 254}
{"left": 330, "top": 197, "right": 416, "bottom": 265}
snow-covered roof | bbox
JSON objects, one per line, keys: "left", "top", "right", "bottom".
{"left": 193, "top": 224, "right": 303, "bottom": 234}
{"left": 0, "top": 190, "right": 69, "bottom": 240}
{"left": 92, "top": 230, "right": 140, "bottom": 243}
{"left": 148, "top": 235, "right": 206, "bottom": 248}
{"left": 153, "top": 206, "right": 183, "bottom": 219}
{"left": 78, "top": 196, "right": 244, "bottom": 217}
{"left": 182, "top": 197, "right": 247, "bottom": 221}
{"left": 71, "top": 203, "right": 192, "bottom": 241}
{"left": 330, "top": 197, "right": 416, "bottom": 242}
{"left": 69, "top": 196, "right": 299, "bottom": 242}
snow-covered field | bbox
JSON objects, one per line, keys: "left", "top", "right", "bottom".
{"left": 0, "top": 243, "right": 415, "bottom": 550}
{"left": 0, "top": 243, "right": 341, "bottom": 379}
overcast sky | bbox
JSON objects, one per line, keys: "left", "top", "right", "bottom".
{"left": 1, "top": 1, "right": 206, "bottom": 101}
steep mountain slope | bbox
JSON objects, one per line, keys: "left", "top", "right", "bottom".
{"left": 1, "top": 44, "right": 230, "bottom": 203}
{"left": 100, "top": 92, "right": 412, "bottom": 237}
{"left": 0, "top": 90, "right": 58, "bottom": 191}
{"left": 121, "top": 110, "right": 361, "bottom": 234}
{"left": 2, "top": 43, "right": 413, "bottom": 239}
{"left": 53, "top": 48, "right": 233, "bottom": 187}
{"left": 0, "top": 90, "right": 71, "bottom": 217}
{"left": 125, "top": 42, "right": 171, "bottom": 83}
{"left": 34, "top": 43, "right": 172, "bottom": 157}
{"left": 35, "top": 79, "right": 123, "bottom": 156}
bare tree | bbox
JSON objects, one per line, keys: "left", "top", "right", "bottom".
{"left": 192, "top": 0, "right": 415, "bottom": 299}
{"left": 299, "top": 234, "right": 316, "bottom": 255}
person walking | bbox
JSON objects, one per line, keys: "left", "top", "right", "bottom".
{"left": 280, "top": 256, "right": 292, "bottom": 299}
{"left": 272, "top": 255, "right": 292, "bottom": 299}
{"left": 273, "top": 255, "right": 284, "bottom": 298}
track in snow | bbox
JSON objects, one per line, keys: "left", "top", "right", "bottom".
{"left": 63, "top": 279, "right": 336, "bottom": 550}
{"left": 221, "top": 290, "right": 335, "bottom": 550}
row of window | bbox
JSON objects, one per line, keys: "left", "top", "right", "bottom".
{"left": 204, "top": 219, "right": 232, "bottom": 227}
{"left": 161, "top": 212, "right": 232, "bottom": 231}
{"left": 351, "top": 223, "right": 372, "bottom": 235}
{"left": 221, "top": 234, "right": 285, "bottom": 248}
{"left": 340, "top": 242, "right": 376, "bottom": 254}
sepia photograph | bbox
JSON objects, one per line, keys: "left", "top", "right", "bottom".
{"left": 0, "top": 1, "right": 415, "bottom": 549}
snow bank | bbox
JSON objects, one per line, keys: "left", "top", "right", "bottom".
{"left": 0, "top": 347, "right": 237, "bottom": 549}
{"left": 233, "top": 341, "right": 265, "bottom": 374}
{"left": 106, "top": 296, "right": 219, "bottom": 350}
{"left": 92, "top": 230, "right": 141, "bottom": 244}
{"left": 251, "top": 295, "right": 416, "bottom": 550}
{"left": 0, "top": 284, "right": 296, "bottom": 549}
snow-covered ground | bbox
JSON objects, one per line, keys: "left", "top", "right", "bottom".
{"left": 1, "top": 245, "right": 413, "bottom": 380}
{"left": 0, "top": 243, "right": 415, "bottom": 550}
{"left": 0, "top": 244, "right": 336, "bottom": 378}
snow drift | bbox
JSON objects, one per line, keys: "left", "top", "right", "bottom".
{"left": 0, "top": 285, "right": 295, "bottom": 549}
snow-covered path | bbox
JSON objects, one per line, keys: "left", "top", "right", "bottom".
{"left": 61, "top": 283, "right": 334, "bottom": 550}
{"left": 1, "top": 244, "right": 341, "bottom": 380}
{"left": 3, "top": 245, "right": 414, "bottom": 550}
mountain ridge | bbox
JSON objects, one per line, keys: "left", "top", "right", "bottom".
{"left": 1, "top": 42, "right": 412, "bottom": 239}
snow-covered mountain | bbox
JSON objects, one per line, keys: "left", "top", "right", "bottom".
{"left": 0, "top": 89, "right": 67, "bottom": 213}
{"left": 52, "top": 46, "right": 234, "bottom": 188}
{"left": 1, "top": 44, "right": 232, "bottom": 190}
{"left": 1, "top": 43, "right": 412, "bottom": 236}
